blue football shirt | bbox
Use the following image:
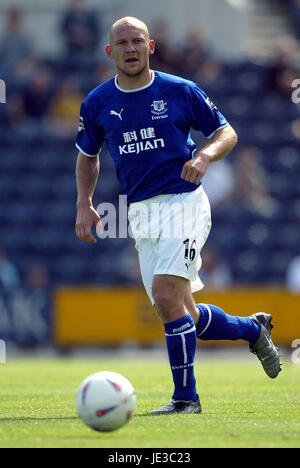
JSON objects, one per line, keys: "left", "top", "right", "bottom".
{"left": 75, "top": 70, "right": 228, "bottom": 203}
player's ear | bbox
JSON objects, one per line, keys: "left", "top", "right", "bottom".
{"left": 106, "top": 44, "right": 112, "bottom": 59}
{"left": 149, "top": 40, "right": 155, "bottom": 55}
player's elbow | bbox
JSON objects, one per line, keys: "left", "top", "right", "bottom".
{"left": 228, "top": 125, "right": 238, "bottom": 150}
{"left": 232, "top": 129, "right": 238, "bottom": 147}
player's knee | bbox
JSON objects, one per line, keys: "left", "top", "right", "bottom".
{"left": 152, "top": 287, "right": 174, "bottom": 311}
{"left": 153, "top": 277, "right": 176, "bottom": 303}
{"left": 152, "top": 276, "right": 185, "bottom": 321}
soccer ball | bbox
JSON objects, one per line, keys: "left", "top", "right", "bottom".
{"left": 76, "top": 371, "right": 136, "bottom": 432}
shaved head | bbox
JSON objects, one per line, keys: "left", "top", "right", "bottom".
{"left": 106, "top": 16, "right": 155, "bottom": 89}
{"left": 110, "top": 16, "right": 150, "bottom": 43}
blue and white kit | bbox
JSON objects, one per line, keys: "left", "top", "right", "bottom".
{"left": 76, "top": 71, "right": 229, "bottom": 301}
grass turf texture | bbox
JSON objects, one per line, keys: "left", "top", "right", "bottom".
{"left": 0, "top": 353, "right": 299, "bottom": 448}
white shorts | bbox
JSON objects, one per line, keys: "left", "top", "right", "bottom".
{"left": 128, "top": 185, "right": 212, "bottom": 305}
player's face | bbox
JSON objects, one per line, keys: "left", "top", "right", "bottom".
{"left": 107, "top": 23, "right": 155, "bottom": 78}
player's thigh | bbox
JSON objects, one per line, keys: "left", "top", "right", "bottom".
{"left": 136, "top": 239, "right": 158, "bottom": 305}
{"left": 154, "top": 186, "right": 211, "bottom": 282}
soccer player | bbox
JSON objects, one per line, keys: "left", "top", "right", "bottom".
{"left": 75, "top": 17, "right": 281, "bottom": 415}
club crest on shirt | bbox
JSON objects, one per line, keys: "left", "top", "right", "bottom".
{"left": 151, "top": 100, "right": 168, "bottom": 119}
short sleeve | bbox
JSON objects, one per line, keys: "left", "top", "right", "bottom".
{"left": 189, "top": 83, "right": 228, "bottom": 138}
{"left": 75, "top": 99, "right": 104, "bottom": 157}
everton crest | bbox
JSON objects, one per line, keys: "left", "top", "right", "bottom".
{"left": 151, "top": 100, "right": 168, "bottom": 119}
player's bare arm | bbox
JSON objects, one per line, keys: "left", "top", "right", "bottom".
{"left": 76, "top": 152, "right": 101, "bottom": 243}
{"left": 180, "top": 124, "right": 238, "bottom": 185}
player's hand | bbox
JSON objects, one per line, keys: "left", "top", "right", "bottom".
{"left": 76, "top": 204, "right": 101, "bottom": 243}
{"left": 180, "top": 152, "right": 211, "bottom": 185}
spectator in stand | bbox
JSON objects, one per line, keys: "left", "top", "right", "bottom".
{"left": 201, "top": 157, "right": 234, "bottom": 209}
{"left": 178, "top": 25, "right": 208, "bottom": 79}
{"left": 150, "top": 20, "right": 179, "bottom": 74}
{"left": 199, "top": 244, "right": 233, "bottom": 289}
{"left": 291, "top": 118, "right": 300, "bottom": 141}
{"left": 266, "top": 35, "right": 298, "bottom": 99}
{"left": 25, "top": 262, "right": 50, "bottom": 292}
{"left": 2, "top": 92, "right": 40, "bottom": 141}
{"left": 87, "top": 62, "right": 115, "bottom": 93}
{"left": 60, "top": 0, "right": 101, "bottom": 60}
{"left": 0, "top": 7, "right": 32, "bottom": 74}
{"left": 4, "top": 93, "right": 26, "bottom": 130}
{"left": 194, "top": 58, "right": 224, "bottom": 89}
{"left": 12, "top": 262, "right": 51, "bottom": 346}
{"left": 22, "top": 66, "right": 56, "bottom": 120}
{"left": 287, "top": 0, "right": 300, "bottom": 38}
{"left": 0, "top": 249, "right": 21, "bottom": 293}
{"left": 47, "top": 76, "right": 84, "bottom": 137}
{"left": 227, "top": 145, "right": 277, "bottom": 217}
{"left": 286, "top": 254, "right": 300, "bottom": 292}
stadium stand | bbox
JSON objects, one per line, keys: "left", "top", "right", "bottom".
{"left": 0, "top": 2, "right": 299, "bottom": 293}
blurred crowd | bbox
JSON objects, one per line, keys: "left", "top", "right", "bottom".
{"left": 280, "top": 0, "right": 300, "bottom": 40}
{"left": 0, "top": 0, "right": 300, "bottom": 307}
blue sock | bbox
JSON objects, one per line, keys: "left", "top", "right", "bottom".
{"left": 164, "top": 314, "right": 198, "bottom": 402}
{"left": 195, "top": 304, "right": 260, "bottom": 343}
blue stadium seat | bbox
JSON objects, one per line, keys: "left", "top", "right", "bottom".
{"left": 0, "top": 149, "right": 28, "bottom": 174}
{"left": 277, "top": 225, "right": 299, "bottom": 255}
{"left": 234, "top": 69, "right": 266, "bottom": 96}
{"left": 0, "top": 175, "right": 16, "bottom": 199}
{"left": 51, "top": 254, "right": 93, "bottom": 284}
{"left": 267, "top": 251, "right": 294, "bottom": 279}
{"left": 270, "top": 172, "right": 297, "bottom": 200}
{"left": 249, "top": 121, "right": 280, "bottom": 146}
{"left": 53, "top": 175, "right": 76, "bottom": 198}
{"left": 257, "top": 95, "right": 294, "bottom": 122}
{"left": 222, "top": 95, "right": 254, "bottom": 122}
{"left": 5, "top": 201, "right": 42, "bottom": 227}
{"left": 29, "top": 228, "right": 67, "bottom": 255}
{"left": 15, "top": 175, "right": 54, "bottom": 201}
{"left": 39, "top": 201, "right": 75, "bottom": 227}
{"left": 246, "top": 222, "right": 277, "bottom": 252}
{"left": 231, "top": 249, "right": 268, "bottom": 284}
{"left": 0, "top": 228, "right": 32, "bottom": 253}
{"left": 275, "top": 146, "right": 300, "bottom": 172}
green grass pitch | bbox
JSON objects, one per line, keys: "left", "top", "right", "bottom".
{"left": 0, "top": 352, "right": 299, "bottom": 448}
